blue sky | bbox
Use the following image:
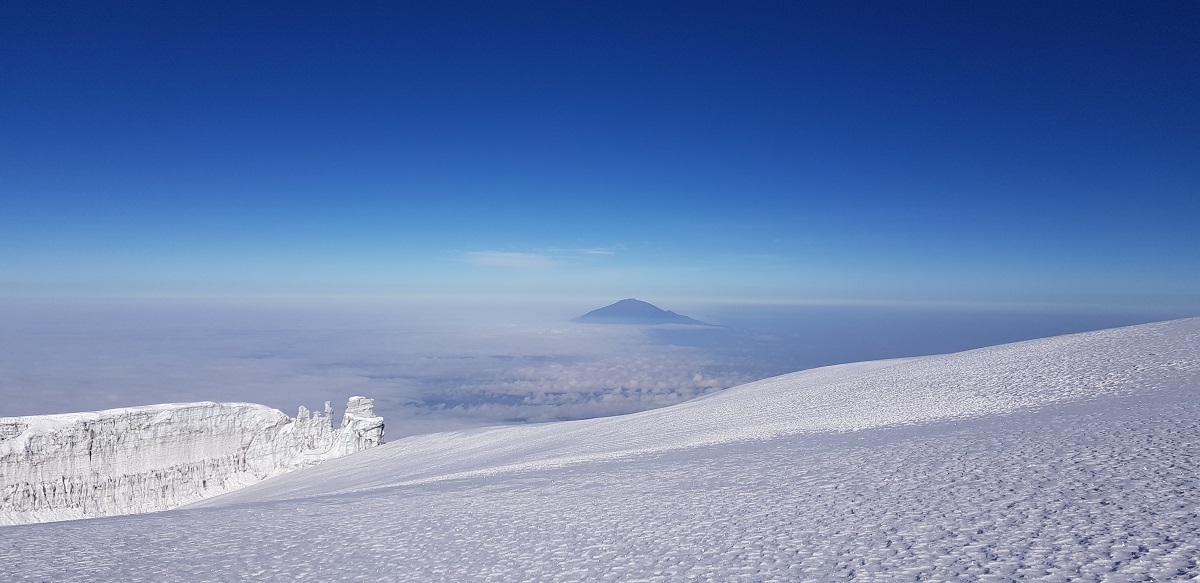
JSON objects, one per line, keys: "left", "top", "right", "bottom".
{"left": 2, "top": 1, "right": 1198, "bottom": 309}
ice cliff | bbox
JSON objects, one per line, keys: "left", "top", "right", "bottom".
{"left": 0, "top": 397, "right": 384, "bottom": 525}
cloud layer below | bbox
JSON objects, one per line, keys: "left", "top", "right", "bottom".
{"left": 0, "top": 300, "right": 750, "bottom": 436}
{"left": 0, "top": 299, "right": 1181, "bottom": 437}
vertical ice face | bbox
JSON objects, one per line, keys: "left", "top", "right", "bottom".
{"left": 340, "top": 395, "right": 386, "bottom": 452}
{"left": 0, "top": 397, "right": 384, "bottom": 525}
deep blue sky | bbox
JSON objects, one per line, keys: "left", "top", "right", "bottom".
{"left": 3, "top": 1, "right": 1198, "bottom": 309}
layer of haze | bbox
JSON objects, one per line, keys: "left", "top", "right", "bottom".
{"left": 1, "top": 299, "right": 1185, "bottom": 436}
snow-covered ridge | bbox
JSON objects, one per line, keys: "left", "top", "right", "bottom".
{"left": 0, "top": 397, "right": 383, "bottom": 525}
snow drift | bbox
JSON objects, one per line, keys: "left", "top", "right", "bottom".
{"left": 0, "top": 397, "right": 383, "bottom": 525}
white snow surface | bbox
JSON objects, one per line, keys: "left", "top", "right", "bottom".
{"left": 2, "top": 318, "right": 1198, "bottom": 581}
{"left": 0, "top": 396, "right": 384, "bottom": 525}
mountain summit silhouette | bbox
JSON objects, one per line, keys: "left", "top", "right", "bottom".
{"left": 571, "top": 299, "right": 712, "bottom": 326}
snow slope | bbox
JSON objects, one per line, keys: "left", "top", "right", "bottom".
{"left": 0, "top": 397, "right": 383, "bottom": 525}
{"left": 2, "top": 319, "right": 1198, "bottom": 581}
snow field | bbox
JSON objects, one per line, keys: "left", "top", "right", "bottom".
{"left": 4, "top": 387, "right": 1197, "bottom": 581}
{"left": 0, "top": 318, "right": 1197, "bottom": 581}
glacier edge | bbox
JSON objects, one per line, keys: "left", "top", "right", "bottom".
{"left": 0, "top": 397, "right": 384, "bottom": 526}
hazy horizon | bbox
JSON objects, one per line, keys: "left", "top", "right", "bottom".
{"left": 2, "top": 297, "right": 1188, "bottom": 436}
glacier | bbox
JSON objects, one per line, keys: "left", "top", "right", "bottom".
{"left": 1, "top": 319, "right": 1198, "bottom": 581}
{"left": 0, "top": 396, "right": 383, "bottom": 525}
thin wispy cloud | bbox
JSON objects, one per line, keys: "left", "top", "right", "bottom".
{"left": 464, "top": 251, "right": 557, "bottom": 269}
{"left": 462, "top": 247, "right": 620, "bottom": 270}
{"left": 579, "top": 248, "right": 617, "bottom": 256}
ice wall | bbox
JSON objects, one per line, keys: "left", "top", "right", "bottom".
{"left": 0, "top": 397, "right": 384, "bottom": 525}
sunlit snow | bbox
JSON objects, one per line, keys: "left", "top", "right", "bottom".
{"left": 0, "top": 398, "right": 383, "bottom": 525}
{"left": 2, "top": 319, "right": 1197, "bottom": 581}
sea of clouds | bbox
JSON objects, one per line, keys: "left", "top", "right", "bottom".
{"left": 0, "top": 298, "right": 1180, "bottom": 437}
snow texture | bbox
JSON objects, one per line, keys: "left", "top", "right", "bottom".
{"left": 1, "top": 319, "right": 1198, "bottom": 581}
{"left": 0, "top": 396, "right": 383, "bottom": 525}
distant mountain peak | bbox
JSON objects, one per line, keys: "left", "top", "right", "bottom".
{"left": 571, "top": 298, "right": 712, "bottom": 326}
